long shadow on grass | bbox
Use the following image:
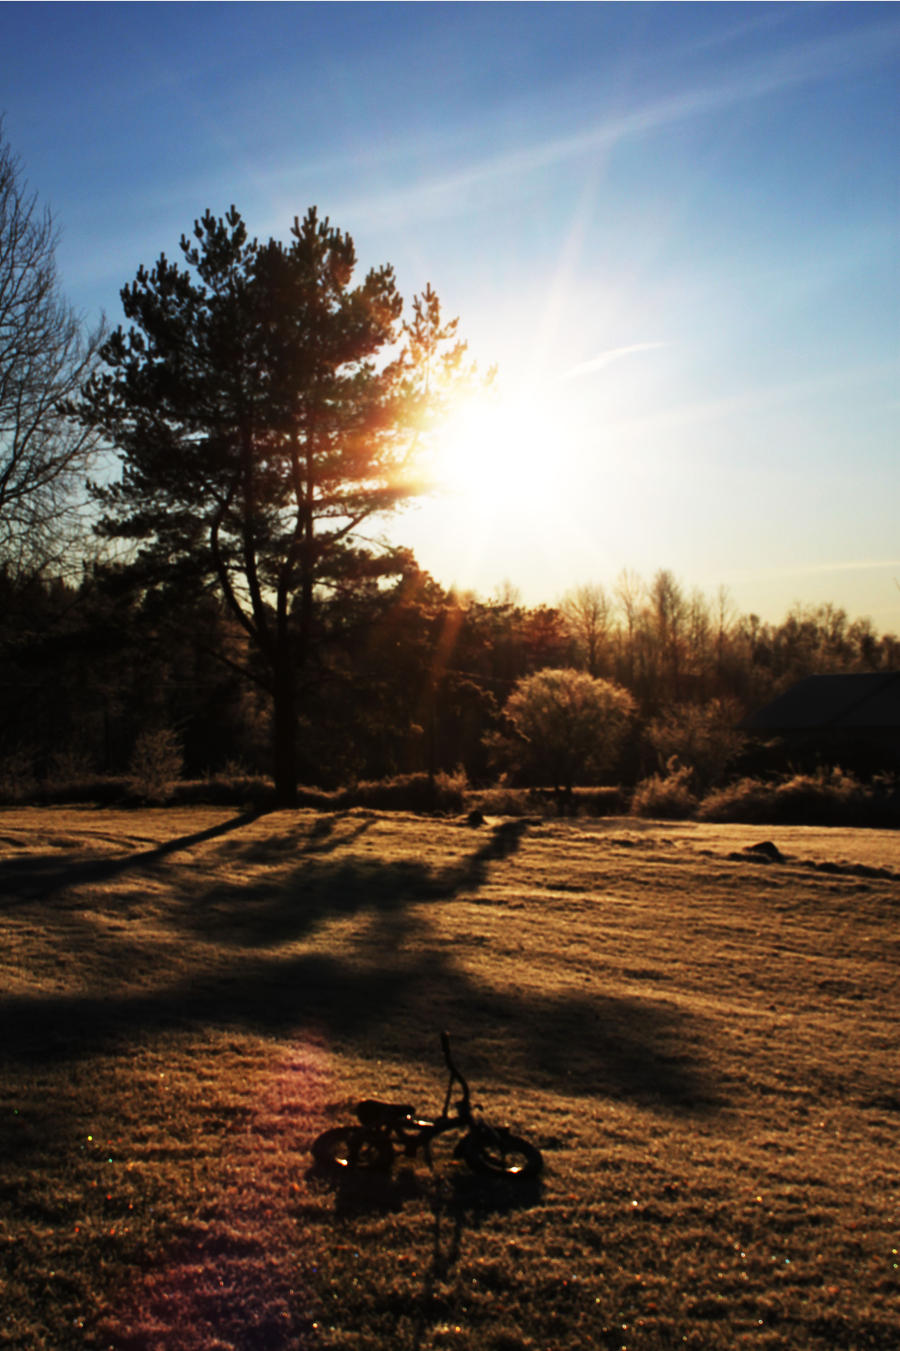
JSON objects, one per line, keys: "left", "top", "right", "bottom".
{"left": 0, "top": 948, "right": 718, "bottom": 1113}
{"left": 211, "top": 810, "right": 376, "bottom": 867}
{"left": 0, "top": 818, "right": 720, "bottom": 1115}
{"left": 187, "top": 817, "right": 532, "bottom": 947}
{"left": 0, "top": 809, "right": 267, "bottom": 906}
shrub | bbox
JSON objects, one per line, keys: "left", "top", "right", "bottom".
{"left": 0, "top": 750, "right": 38, "bottom": 805}
{"left": 645, "top": 698, "right": 745, "bottom": 791}
{"left": 631, "top": 762, "right": 698, "bottom": 819}
{"left": 696, "top": 768, "right": 892, "bottom": 826}
{"left": 467, "top": 784, "right": 535, "bottom": 817}
{"left": 128, "top": 728, "right": 184, "bottom": 804}
{"left": 491, "top": 668, "right": 635, "bottom": 793}
{"left": 42, "top": 774, "right": 130, "bottom": 806}
{"left": 169, "top": 775, "right": 279, "bottom": 809}
{"left": 573, "top": 786, "right": 627, "bottom": 817}
{"left": 341, "top": 770, "right": 468, "bottom": 814}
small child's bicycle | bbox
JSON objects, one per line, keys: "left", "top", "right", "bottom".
{"left": 312, "top": 1032, "right": 543, "bottom": 1179}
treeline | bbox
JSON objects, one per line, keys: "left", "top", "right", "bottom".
{"left": 2, "top": 560, "right": 896, "bottom": 799}
{"left": 0, "top": 129, "right": 895, "bottom": 810}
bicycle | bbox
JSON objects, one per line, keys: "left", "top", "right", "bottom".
{"left": 311, "top": 1032, "right": 543, "bottom": 1179}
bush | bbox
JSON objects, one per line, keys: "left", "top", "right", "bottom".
{"left": 341, "top": 770, "right": 468, "bottom": 814}
{"left": 524, "top": 785, "right": 626, "bottom": 817}
{"left": 128, "top": 728, "right": 184, "bottom": 804}
{"left": 169, "top": 775, "right": 279, "bottom": 809}
{"left": 697, "top": 768, "right": 897, "bottom": 826}
{"left": 0, "top": 750, "right": 38, "bottom": 805}
{"left": 631, "top": 763, "right": 698, "bottom": 819}
{"left": 573, "top": 786, "right": 627, "bottom": 817}
{"left": 468, "top": 784, "right": 535, "bottom": 817}
{"left": 645, "top": 698, "right": 745, "bottom": 791}
{"left": 42, "top": 774, "right": 131, "bottom": 806}
{"left": 492, "top": 668, "right": 635, "bottom": 792}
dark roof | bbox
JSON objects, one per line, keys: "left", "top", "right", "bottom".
{"left": 741, "top": 672, "right": 900, "bottom": 732}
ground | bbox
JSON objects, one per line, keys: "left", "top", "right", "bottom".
{"left": 1, "top": 807, "right": 897, "bottom": 1350}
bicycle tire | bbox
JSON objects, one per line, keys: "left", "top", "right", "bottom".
{"left": 312, "top": 1125, "right": 394, "bottom": 1172}
{"left": 460, "top": 1129, "right": 543, "bottom": 1179}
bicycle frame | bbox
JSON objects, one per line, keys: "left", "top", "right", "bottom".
{"left": 356, "top": 1032, "right": 477, "bottom": 1164}
{"left": 313, "top": 1032, "right": 543, "bottom": 1179}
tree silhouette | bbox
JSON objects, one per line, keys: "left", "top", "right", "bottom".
{"left": 0, "top": 125, "right": 102, "bottom": 573}
{"left": 80, "top": 206, "right": 466, "bottom": 803}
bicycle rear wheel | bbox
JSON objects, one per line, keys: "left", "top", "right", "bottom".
{"left": 460, "top": 1129, "right": 542, "bottom": 1179}
{"left": 312, "top": 1125, "right": 394, "bottom": 1172}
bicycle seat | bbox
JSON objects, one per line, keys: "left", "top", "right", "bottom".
{"left": 355, "top": 1099, "right": 415, "bottom": 1129}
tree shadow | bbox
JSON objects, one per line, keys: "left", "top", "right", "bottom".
{"left": 0, "top": 809, "right": 266, "bottom": 907}
{"left": 190, "top": 855, "right": 445, "bottom": 946}
{"left": 0, "top": 932, "right": 719, "bottom": 1112}
{"left": 1, "top": 813, "right": 723, "bottom": 1184}
{"left": 213, "top": 812, "right": 376, "bottom": 866}
{"left": 187, "top": 818, "right": 533, "bottom": 948}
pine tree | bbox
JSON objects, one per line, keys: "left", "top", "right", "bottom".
{"left": 81, "top": 205, "right": 466, "bottom": 803}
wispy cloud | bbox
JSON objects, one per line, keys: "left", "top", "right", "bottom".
{"left": 724, "top": 560, "right": 900, "bottom": 582}
{"left": 326, "top": 15, "right": 900, "bottom": 230}
{"left": 560, "top": 342, "right": 666, "bottom": 383}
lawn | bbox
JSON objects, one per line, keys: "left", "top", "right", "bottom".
{"left": 1, "top": 807, "right": 897, "bottom": 1350}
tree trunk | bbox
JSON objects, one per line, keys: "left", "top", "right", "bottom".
{"left": 272, "top": 664, "right": 298, "bottom": 807}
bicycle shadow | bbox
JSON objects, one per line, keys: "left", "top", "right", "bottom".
{"left": 426, "top": 1168, "right": 543, "bottom": 1269}
{"left": 306, "top": 1155, "right": 542, "bottom": 1239}
{"left": 307, "top": 1158, "right": 542, "bottom": 1351}
{"left": 307, "top": 1161, "right": 426, "bottom": 1218}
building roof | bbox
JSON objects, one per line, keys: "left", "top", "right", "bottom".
{"left": 740, "top": 672, "right": 900, "bottom": 733}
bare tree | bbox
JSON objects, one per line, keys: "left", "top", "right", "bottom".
{"left": 613, "top": 567, "right": 644, "bottom": 682}
{"left": 648, "top": 568, "right": 687, "bottom": 694}
{"left": 560, "top": 581, "right": 611, "bottom": 676}
{"left": 713, "top": 583, "right": 735, "bottom": 676}
{"left": 0, "top": 125, "right": 102, "bottom": 572}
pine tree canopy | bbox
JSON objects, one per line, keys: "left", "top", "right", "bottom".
{"left": 79, "top": 204, "right": 468, "bottom": 802}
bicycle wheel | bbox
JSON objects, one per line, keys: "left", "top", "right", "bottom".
{"left": 312, "top": 1126, "right": 394, "bottom": 1172}
{"left": 460, "top": 1129, "right": 543, "bottom": 1179}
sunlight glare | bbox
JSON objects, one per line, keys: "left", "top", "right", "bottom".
{"left": 429, "top": 382, "right": 573, "bottom": 520}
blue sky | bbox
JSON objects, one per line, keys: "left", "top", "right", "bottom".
{"left": 3, "top": 2, "right": 898, "bottom": 630}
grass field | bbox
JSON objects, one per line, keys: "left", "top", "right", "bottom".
{"left": 1, "top": 806, "right": 897, "bottom": 1350}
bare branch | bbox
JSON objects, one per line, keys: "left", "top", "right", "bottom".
{"left": 0, "top": 123, "right": 104, "bottom": 573}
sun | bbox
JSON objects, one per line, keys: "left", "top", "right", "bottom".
{"left": 427, "top": 380, "right": 573, "bottom": 519}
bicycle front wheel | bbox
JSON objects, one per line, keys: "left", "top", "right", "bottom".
{"left": 312, "top": 1126, "right": 394, "bottom": 1172}
{"left": 460, "top": 1129, "right": 543, "bottom": 1179}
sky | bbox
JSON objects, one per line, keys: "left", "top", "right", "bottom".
{"left": 3, "top": 1, "right": 898, "bottom": 632}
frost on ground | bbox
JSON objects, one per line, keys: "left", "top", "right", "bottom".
{"left": 1, "top": 807, "right": 897, "bottom": 1351}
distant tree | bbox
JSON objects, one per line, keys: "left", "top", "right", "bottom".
{"left": 713, "top": 584, "right": 736, "bottom": 678}
{"left": 560, "top": 582, "right": 611, "bottom": 676}
{"left": 490, "top": 667, "right": 635, "bottom": 795}
{"left": 78, "top": 205, "right": 467, "bottom": 803}
{"left": 648, "top": 567, "right": 688, "bottom": 697}
{"left": 613, "top": 567, "right": 644, "bottom": 684}
{"left": 645, "top": 697, "right": 745, "bottom": 791}
{"left": 0, "top": 125, "right": 102, "bottom": 572}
